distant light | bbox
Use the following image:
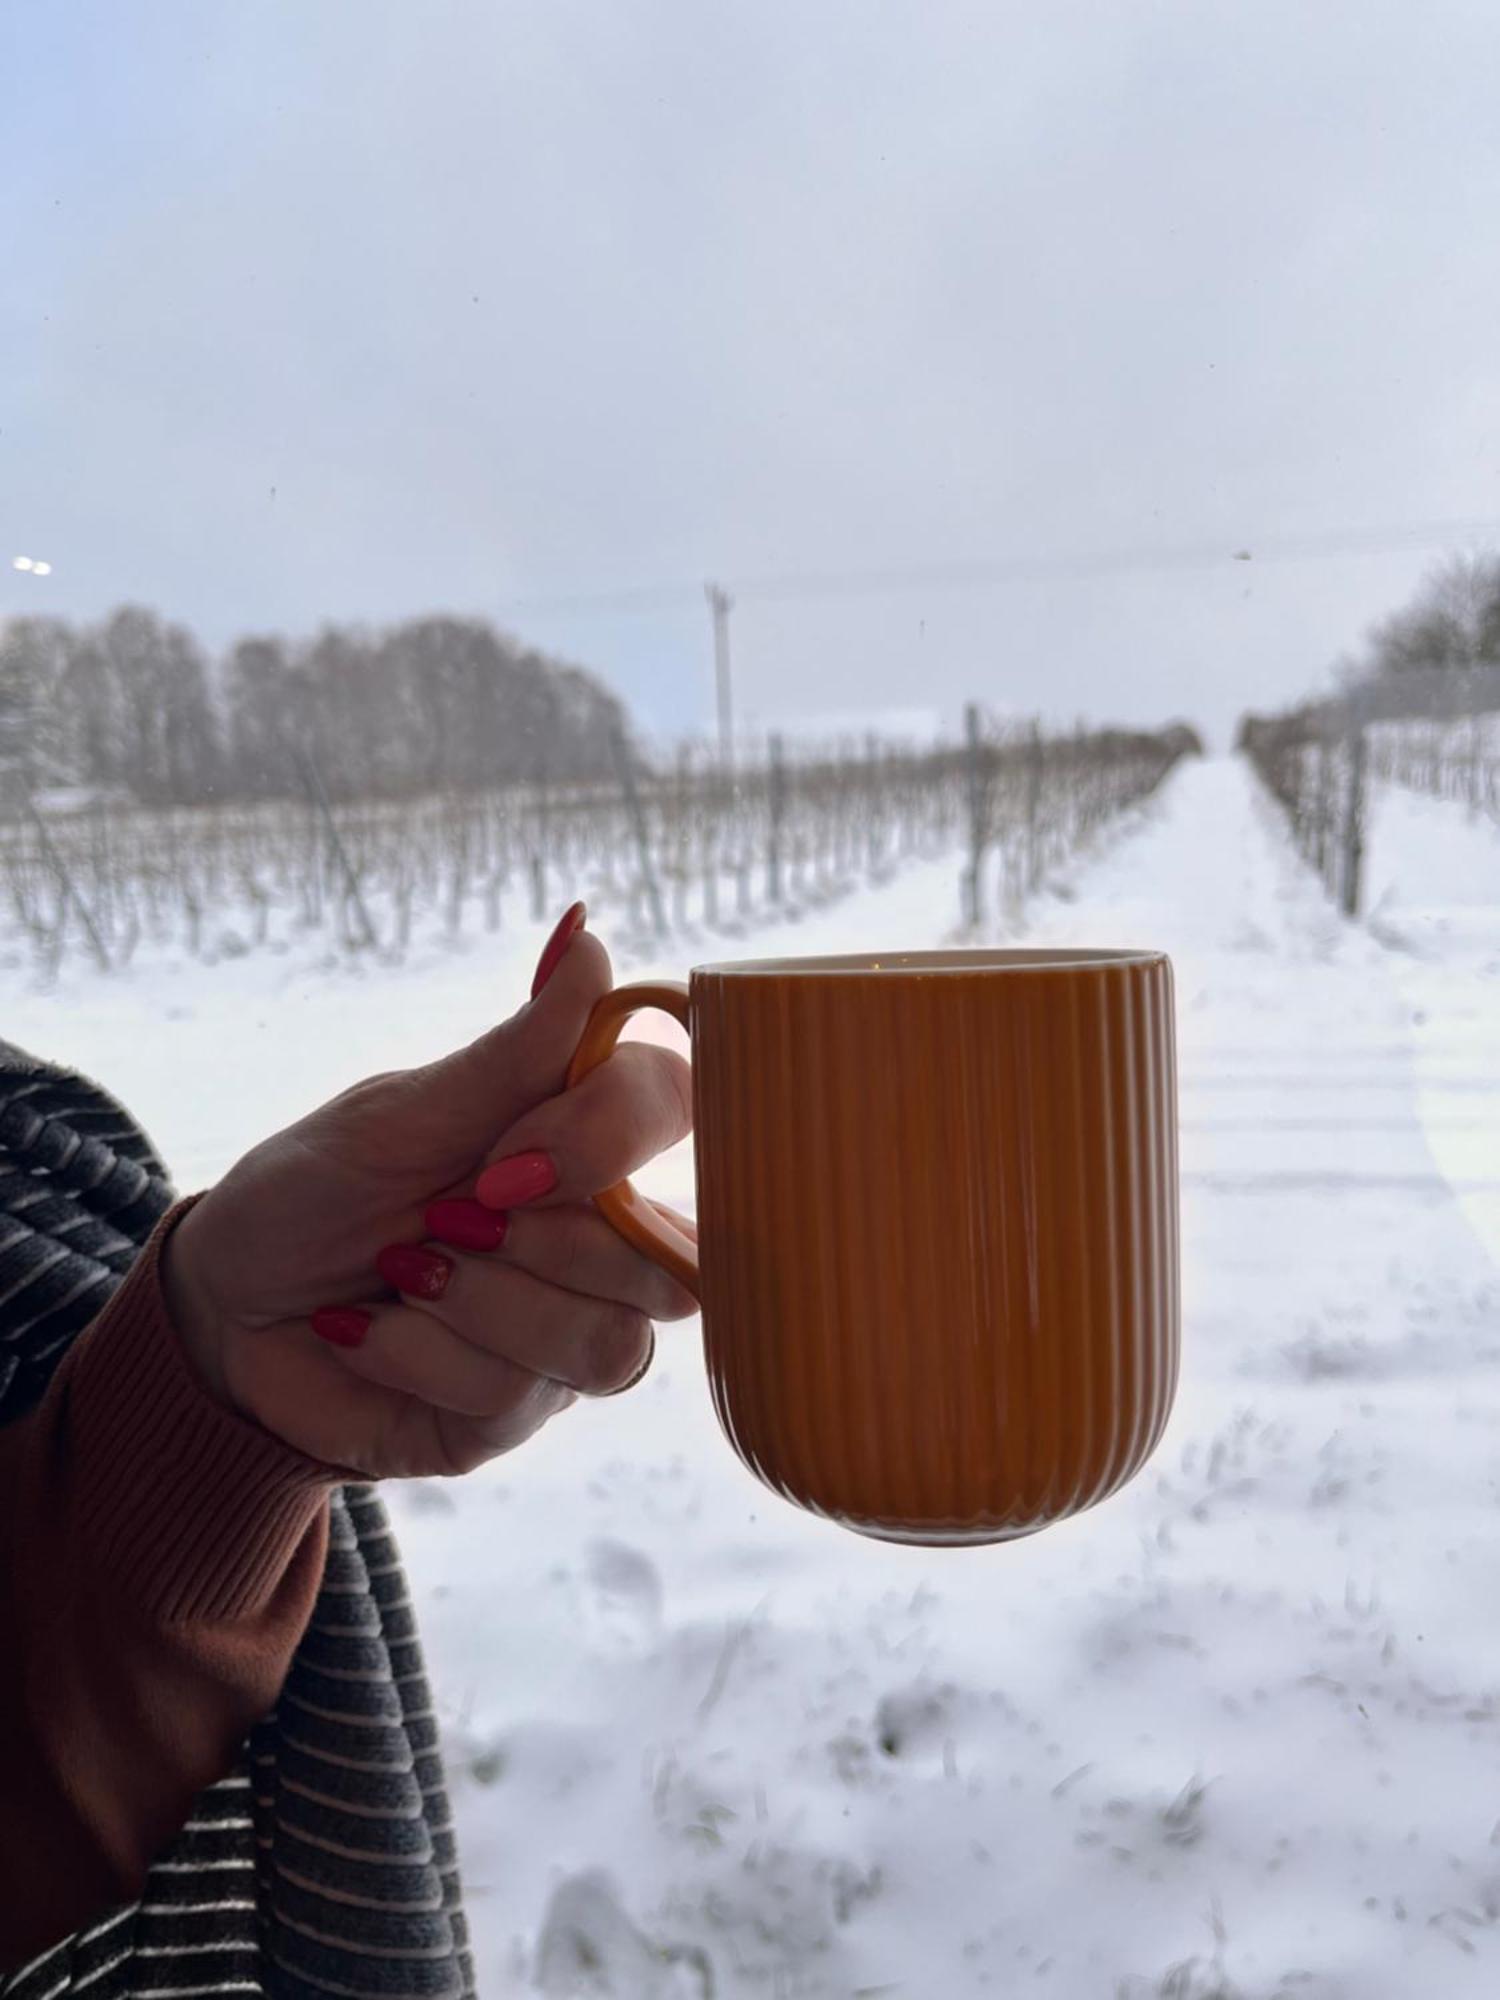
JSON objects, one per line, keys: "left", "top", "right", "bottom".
{"left": 31, "top": 561, "right": 52, "bottom": 576}
{"left": 12, "top": 556, "right": 33, "bottom": 572}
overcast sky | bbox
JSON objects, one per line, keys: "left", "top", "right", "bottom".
{"left": 5, "top": 0, "right": 1500, "bottom": 745}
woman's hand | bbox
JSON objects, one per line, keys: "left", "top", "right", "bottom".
{"left": 160, "top": 912, "right": 696, "bottom": 1479}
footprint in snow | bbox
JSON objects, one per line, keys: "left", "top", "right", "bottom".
{"left": 582, "top": 1537, "right": 664, "bottom": 1654}
{"left": 534, "top": 1870, "right": 709, "bottom": 1998}
{"left": 875, "top": 1679, "right": 962, "bottom": 1763}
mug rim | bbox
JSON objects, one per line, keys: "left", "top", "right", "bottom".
{"left": 692, "top": 946, "right": 1168, "bottom": 976}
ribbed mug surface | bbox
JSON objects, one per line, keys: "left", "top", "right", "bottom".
{"left": 688, "top": 949, "right": 1178, "bottom": 1545}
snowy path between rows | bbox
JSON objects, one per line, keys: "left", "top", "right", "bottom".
{"left": 10, "top": 756, "right": 1500, "bottom": 1997}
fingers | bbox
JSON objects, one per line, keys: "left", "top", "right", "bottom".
{"left": 375, "top": 1242, "right": 661, "bottom": 1394}
{"left": 650, "top": 1199, "right": 698, "bottom": 1245}
{"left": 475, "top": 1040, "right": 693, "bottom": 1209}
{"left": 428, "top": 1403, "right": 569, "bottom": 1480}
{"left": 315, "top": 1296, "right": 583, "bottom": 1429}
{"left": 498, "top": 1205, "right": 698, "bottom": 1322}
{"left": 396, "top": 926, "right": 618, "bottom": 1161}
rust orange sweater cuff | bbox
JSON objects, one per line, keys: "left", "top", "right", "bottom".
{"left": 1, "top": 1200, "right": 345, "bottom": 1963}
{"left": 65, "top": 1198, "right": 342, "bottom": 1622}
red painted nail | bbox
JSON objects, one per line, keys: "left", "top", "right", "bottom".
{"left": 375, "top": 1243, "right": 452, "bottom": 1300}
{"left": 475, "top": 1150, "right": 558, "bottom": 1209}
{"left": 311, "top": 1306, "right": 371, "bottom": 1349}
{"left": 424, "top": 1198, "right": 510, "bottom": 1252}
{"left": 531, "top": 901, "right": 587, "bottom": 998}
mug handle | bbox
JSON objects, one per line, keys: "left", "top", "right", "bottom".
{"left": 566, "top": 981, "right": 700, "bottom": 1299}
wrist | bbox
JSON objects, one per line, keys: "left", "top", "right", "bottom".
{"left": 159, "top": 1201, "right": 237, "bottom": 1412}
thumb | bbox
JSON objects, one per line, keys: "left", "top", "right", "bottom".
{"left": 401, "top": 925, "right": 613, "bottom": 1162}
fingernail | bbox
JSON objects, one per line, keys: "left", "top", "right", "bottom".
{"left": 475, "top": 1150, "right": 558, "bottom": 1209}
{"left": 376, "top": 1243, "right": 452, "bottom": 1300}
{"left": 531, "top": 900, "right": 587, "bottom": 998}
{"left": 424, "top": 1198, "right": 510, "bottom": 1252}
{"left": 311, "top": 1306, "right": 371, "bottom": 1349}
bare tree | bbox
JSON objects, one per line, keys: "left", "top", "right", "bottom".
{"left": 1366, "top": 553, "right": 1500, "bottom": 680}
{"left": 225, "top": 634, "right": 300, "bottom": 797}
{"left": 0, "top": 618, "right": 77, "bottom": 791}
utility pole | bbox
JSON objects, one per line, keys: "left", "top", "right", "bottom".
{"left": 705, "top": 582, "right": 734, "bottom": 772}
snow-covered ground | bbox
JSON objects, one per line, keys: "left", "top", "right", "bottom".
{"left": 8, "top": 756, "right": 1500, "bottom": 1998}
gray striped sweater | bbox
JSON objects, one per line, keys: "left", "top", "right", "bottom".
{"left": 0, "top": 1041, "right": 475, "bottom": 2000}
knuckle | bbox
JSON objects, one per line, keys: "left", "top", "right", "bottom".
{"left": 548, "top": 1094, "right": 613, "bottom": 1194}
{"left": 642, "top": 1046, "right": 694, "bottom": 1145}
{"left": 554, "top": 1202, "right": 602, "bottom": 1273}
{"left": 327, "top": 1067, "right": 404, "bottom": 1109}
{"left": 652, "top": 1275, "right": 699, "bottom": 1322}
{"left": 587, "top": 1304, "right": 653, "bottom": 1394}
{"left": 606, "top": 1044, "right": 691, "bottom": 1145}
{"left": 450, "top": 1391, "right": 549, "bottom": 1466}
{"left": 434, "top": 1422, "right": 493, "bottom": 1478}
{"left": 477, "top": 1356, "right": 536, "bottom": 1424}
{"left": 547, "top": 1044, "right": 692, "bottom": 1191}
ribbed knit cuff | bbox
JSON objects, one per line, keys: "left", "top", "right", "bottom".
{"left": 65, "top": 1199, "right": 343, "bottom": 1624}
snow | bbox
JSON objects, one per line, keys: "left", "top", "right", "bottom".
{"left": 7, "top": 755, "right": 1500, "bottom": 1997}
{"left": 1361, "top": 780, "right": 1500, "bottom": 1271}
{"left": 1365, "top": 778, "right": 1500, "bottom": 918}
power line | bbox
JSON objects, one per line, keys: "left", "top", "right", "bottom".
{"left": 736, "top": 518, "right": 1500, "bottom": 601}
{"left": 496, "top": 515, "right": 1500, "bottom": 620}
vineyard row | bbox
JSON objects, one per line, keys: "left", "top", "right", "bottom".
{"left": 1239, "top": 688, "right": 1500, "bottom": 918}
{"left": 1, "top": 718, "right": 1196, "bottom": 975}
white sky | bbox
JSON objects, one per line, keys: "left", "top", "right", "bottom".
{"left": 5, "top": 0, "right": 1500, "bottom": 746}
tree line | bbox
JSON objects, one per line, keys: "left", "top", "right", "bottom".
{"left": 0, "top": 607, "right": 630, "bottom": 806}
{"left": 1238, "top": 550, "right": 1500, "bottom": 761}
{"left": 1340, "top": 551, "right": 1500, "bottom": 700}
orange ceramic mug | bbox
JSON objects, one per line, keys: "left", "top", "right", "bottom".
{"left": 568, "top": 948, "right": 1178, "bottom": 1547}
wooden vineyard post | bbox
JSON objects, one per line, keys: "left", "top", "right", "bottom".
{"left": 298, "top": 751, "right": 378, "bottom": 951}
{"left": 1025, "top": 719, "right": 1045, "bottom": 894}
{"left": 864, "top": 733, "right": 882, "bottom": 876}
{"left": 673, "top": 744, "right": 691, "bottom": 930}
{"left": 23, "top": 795, "right": 111, "bottom": 971}
{"left": 700, "top": 772, "right": 720, "bottom": 927}
{"left": 962, "top": 702, "right": 987, "bottom": 927}
{"left": 1312, "top": 735, "right": 1331, "bottom": 882}
{"left": 767, "top": 732, "right": 786, "bottom": 905}
{"left": 613, "top": 728, "right": 666, "bottom": 937}
{"left": 1480, "top": 712, "right": 1496, "bottom": 820}
{"left": 1338, "top": 712, "right": 1367, "bottom": 919}
{"left": 530, "top": 764, "right": 550, "bottom": 920}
